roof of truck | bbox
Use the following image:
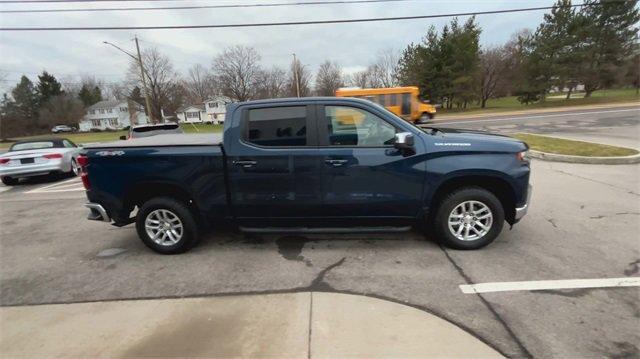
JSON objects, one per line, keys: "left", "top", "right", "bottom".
{"left": 237, "top": 96, "right": 372, "bottom": 106}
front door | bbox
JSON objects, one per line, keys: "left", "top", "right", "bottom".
{"left": 226, "top": 104, "right": 323, "bottom": 226}
{"left": 317, "top": 104, "right": 426, "bottom": 225}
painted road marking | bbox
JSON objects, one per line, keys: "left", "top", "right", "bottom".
{"left": 26, "top": 177, "right": 85, "bottom": 194}
{"left": 438, "top": 108, "right": 640, "bottom": 125}
{"left": 459, "top": 277, "right": 640, "bottom": 294}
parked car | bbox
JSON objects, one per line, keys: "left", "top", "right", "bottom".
{"left": 51, "top": 125, "right": 75, "bottom": 133}
{"left": 120, "top": 123, "right": 184, "bottom": 140}
{"left": 81, "top": 97, "right": 531, "bottom": 254}
{"left": 0, "top": 138, "right": 82, "bottom": 185}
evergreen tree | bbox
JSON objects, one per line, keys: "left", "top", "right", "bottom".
{"left": 78, "top": 84, "right": 103, "bottom": 106}
{"left": 575, "top": 0, "right": 640, "bottom": 96}
{"left": 128, "top": 86, "right": 144, "bottom": 106}
{"left": 12, "top": 76, "right": 38, "bottom": 124}
{"left": 36, "top": 71, "right": 63, "bottom": 107}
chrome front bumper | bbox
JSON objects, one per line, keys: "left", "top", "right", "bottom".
{"left": 515, "top": 185, "right": 532, "bottom": 220}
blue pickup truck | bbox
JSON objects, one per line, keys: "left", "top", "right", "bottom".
{"left": 80, "top": 97, "right": 531, "bottom": 254}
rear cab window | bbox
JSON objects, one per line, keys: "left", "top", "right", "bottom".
{"left": 244, "top": 106, "right": 309, "bottom": 147}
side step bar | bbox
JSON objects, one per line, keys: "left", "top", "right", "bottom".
{"left": 85, "top": 203, "right": 111, "bottom": 222}
{"left": 239, "top": 226, "right": 412, "bottom": 234}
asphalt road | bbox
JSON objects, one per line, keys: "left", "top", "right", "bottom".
{"left": 1, "top": 105, "right": 639, "bottom": 358}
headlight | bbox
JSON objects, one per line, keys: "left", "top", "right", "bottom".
{"left": 516, "top": 150, "right": 530, "bottom": 163}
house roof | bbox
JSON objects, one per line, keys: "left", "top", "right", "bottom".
{"left": 176, "top": 104, "right": 205, "bottom": 112}
{"left": 87, "top": 100, "right": 127, "bottom": 110}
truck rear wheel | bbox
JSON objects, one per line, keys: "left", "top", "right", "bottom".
{"left": 433, "top": 187, "right": 504, "bottom": 250}
{"left": 136, "top": 197, "right": 200, "bottom": 254}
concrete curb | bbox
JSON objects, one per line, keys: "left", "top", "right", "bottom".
{"left": 530, "top": 150, "right": 640, "bottom": 165}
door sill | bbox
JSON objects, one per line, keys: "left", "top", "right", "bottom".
{"left": 238, "top": 226, "right": 412, "bottom": 234}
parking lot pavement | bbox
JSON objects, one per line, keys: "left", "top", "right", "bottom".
{"left": 1, "top": 159, "right": 638, "bottom": 358}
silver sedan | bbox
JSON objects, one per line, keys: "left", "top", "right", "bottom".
{"left": 0, "top": 138, "right": 82, "bottom": 186}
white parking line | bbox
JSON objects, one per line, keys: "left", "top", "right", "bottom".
{"left": 439, "top": 108, "right": 640, "bottom": 125}
{"left": 459, "top": 277, "right": 640, "bottom": 294}
{"left": 25, "top": 178, "right": 85, "bottom": 194}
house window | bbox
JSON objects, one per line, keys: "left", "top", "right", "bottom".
{"left": 99, "top": 109, "right": 105, "bottom": 114}
{"left": 89, "top": 110, "right": 95, "bottom": 114}
{"left": 186, "top": 112, "right": 199, "bottom": 119}
{"left": 208, "top": 102, "right": 215, "bottom": 108}
{"left": 107, "top": 108, "right": 113, "bottom": 113}
{"left": 92, "top": 120, "right": 101, "bottom": 127}
{"left": 120, "top": 107, "right": 127, "bottom": 112}
{"left": 108, "top": 118, "right": 118, "bottom": 126}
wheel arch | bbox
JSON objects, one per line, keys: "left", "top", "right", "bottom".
{"left": 428, "top": 173, "right": 517, "bottom": 224}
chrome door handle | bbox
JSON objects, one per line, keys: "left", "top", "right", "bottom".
{"left": 233, "top": 160, "right": 257, "bottom": 168}
{"left": 325, "top": 159, "right": 348, "bottom": 167}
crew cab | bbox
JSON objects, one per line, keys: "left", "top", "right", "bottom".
{"left": 81, "top": 98, "right": 531, "bottom": 254}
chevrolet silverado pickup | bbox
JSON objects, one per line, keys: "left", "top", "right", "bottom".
{"left": 81, "top": 97, "right": 531, "bottom": 254}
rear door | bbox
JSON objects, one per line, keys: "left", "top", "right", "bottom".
{"left": 317, "top": 103, "right": 426, "bottom": 225}
{"left": 226, "top": 104, "right": 323, "bottom": 225}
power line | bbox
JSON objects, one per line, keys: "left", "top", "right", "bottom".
{"left": 0, "top": 3, "right": 597, "bottom": 31}
{"left": 0, "top": 0, "right": 199, "bottom": 3}
{"left": 1, "top": 0, "right": 417, "bottom": 13}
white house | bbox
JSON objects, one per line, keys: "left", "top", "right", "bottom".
{"left": 176, "top": 96, "right": 230, "bottom": 125}
{"left": 79, "top": 100, "right": 149, "bottom": 132}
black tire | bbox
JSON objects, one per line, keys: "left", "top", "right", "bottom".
{"left": 1, "top": 176, "right": 18, "bottom": 186}
{"left": 433, "top": 187, "right": 504, "bottom": 250}
{"left": 418, "top": 112, "right": 433, "bottom": 124}
{"left": 136, "top": 197, "right": 200, "bottom": 254}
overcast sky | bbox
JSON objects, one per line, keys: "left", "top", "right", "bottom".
{"left": 0, "top": 0, "right": 557, "bottom": 94}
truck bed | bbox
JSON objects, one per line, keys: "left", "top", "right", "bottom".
{"left": 83, "top": 133, "right": 223, "bottom": 149}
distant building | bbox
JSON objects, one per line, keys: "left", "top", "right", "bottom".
{"left": 79, "top": 100, "right": 148, "bottom": 132}
{"left": 176, "top": 96, "right": 231, "bottom": 125}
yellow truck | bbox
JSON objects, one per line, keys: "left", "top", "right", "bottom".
{"left": 335, "top": 86, "right": 436, "bottom": 124}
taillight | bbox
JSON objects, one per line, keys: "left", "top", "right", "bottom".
{"left": 43, "top": 153, "right": 63, "bottom": 159}
{"left": 0, "top": 158, "right": 9, "bottom": 164}
{"left": 77, "top": 155, "right": 89, "bottom": 167}
{"left": 77, "top": 155, "right": 90, "bottom": 189}
{"left": 81, "top": 172, "right": 91, "bottom": 189}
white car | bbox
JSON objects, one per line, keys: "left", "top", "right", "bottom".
{"left": 51, "top": 125, "right": 74, "bottom": 133}
{"left": 0, "top": 138, "right": 82, "bottom": 186}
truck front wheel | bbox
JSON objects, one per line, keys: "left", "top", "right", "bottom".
{"left": 136, "top": 197, "right": 200, "bottom": 254}
{"left": 433, "top": 187, "right": 504, "bottom": 250}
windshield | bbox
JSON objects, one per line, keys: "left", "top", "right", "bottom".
{"left": 10, "top": 141, "right": 56, "bottom": 151}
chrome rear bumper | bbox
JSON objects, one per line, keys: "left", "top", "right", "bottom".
{"left": 85, "top": 203, "right": 111, "bottom": 222}
{"left": 515, "top": 185, "right": 532, "bottom": 220}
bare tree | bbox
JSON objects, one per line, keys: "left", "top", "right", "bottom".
{"left": 287, "top": 57, "right": 312, "bottom": 97}
{"left": 184, "top": 64, "right": 215, "bottom": 103}
{"left": 256, "top": 66, "right": 287, "bottom": 99}
{"left": 38, "top": 93, "right": 85, "bottom": 128}
{"left": 315, "top": 60, "right": 343, "bottom": 96}
{"left": 479, "top": 46, "right": 508, "bottom": 108}
{"left": 368, "top": 49, "right": 400, "bottom": 88}
{"left": 349, "top": 70, "right": 370, "bottom": 88}
{"left": 127, "top": 47, "right": 182, "bottom": 120}
{"left": 212, "top": 45, "right": 262, "bottom": 101}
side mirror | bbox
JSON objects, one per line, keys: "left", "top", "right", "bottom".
{"left": 394, "top": 132, "right": 414, "bottom": 150}
{"left": 119, "top": 136, "right": 127, "bottom": 140}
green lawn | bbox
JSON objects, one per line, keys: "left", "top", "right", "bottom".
{"left": 0, "top": 123, "right": 223, "bottom": 149}
{"left": 438, "top": 87, "right": 639, "bottom": 115}
{"left": 513, "top": 133, "right": 638, "bottom": 157}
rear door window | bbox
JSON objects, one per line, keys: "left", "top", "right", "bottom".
{"left": 245, "top": 106, "right": 308, "bottom": 147}
{"left": 401, "top": 93, "right": 411, "bottom": 115}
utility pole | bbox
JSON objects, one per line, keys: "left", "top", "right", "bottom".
{"left": 103, "top": 39, "right": 155, "bottom": 124}
{"left": 292, "top": 53, "right": 300, "bottom": 98}
{"left": 134, "top": 36, "right": 155, "bottom": 123}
